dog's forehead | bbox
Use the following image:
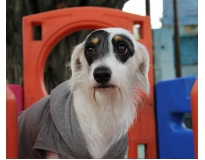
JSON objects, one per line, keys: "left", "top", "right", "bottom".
{"left": 86, "top": 29, "right": 110, "bottom": 43}
{"left": 86, "top": 28, "right": 134, "bottom": 42}
{"left": 102, "top": 28, "right": 133, "bottom": 38}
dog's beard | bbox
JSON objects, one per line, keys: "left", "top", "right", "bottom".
{"left": 71, "top": 76, "right": 138, "bottom": 158}
{"left": 90, "top": 86, "right": 123, "bottom": 109}
{"left": 70, "top": 64, "right": 140, "bottom": 157}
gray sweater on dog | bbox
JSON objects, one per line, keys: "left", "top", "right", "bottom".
{"left": 18, "top": 80, "right": 128, "bottom": 158}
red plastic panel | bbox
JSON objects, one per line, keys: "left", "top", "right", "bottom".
{"left": 7, "top": 84, "right": 23, "bottom": 114}
{"left": 190, "top": 78, "right": 198, "bottom": 158}
{"left": 6, "top": 86, "right": 18, "bottom": 158}
{"left": 23, "top": 7, "right": 156, "bottom": 158}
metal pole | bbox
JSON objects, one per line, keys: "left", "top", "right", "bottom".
{"left": 146, "top": 0, "right": 150, "bottom": 16}
{"left": 173, "top": 0, "right": 182, "bottom": 77}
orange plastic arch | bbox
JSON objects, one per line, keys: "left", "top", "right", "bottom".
{"left": 6, "top": 86, "right": 18, "bottom": 158}
{"left": 23, "top": 7, "right": 156, "bottom": 158}
{"left": 190, "top": 78, "right": 198, "bottom": 158}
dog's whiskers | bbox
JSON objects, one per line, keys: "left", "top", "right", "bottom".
{"left": 117, "top": 86, "right": 123, "bottom": 105}
{"left": 90, "top": 89, "right": 99, "bottom": 108}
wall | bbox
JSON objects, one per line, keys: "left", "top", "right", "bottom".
{"left": 153, "top": 26, "right": 198, "bottom": 83}
{"left": 153, "top": 0, "right": 198, "bottom": 84}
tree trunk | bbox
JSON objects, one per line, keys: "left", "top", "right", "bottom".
{"left": 6, "top": 0, "right": 128, "bottom": 93}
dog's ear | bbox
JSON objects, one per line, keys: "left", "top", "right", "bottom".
{"left": 136, "top": 43, "right": 150, "bottom": 95}
{"left": 70, "top": 42, "right": 85, "bottom": 74}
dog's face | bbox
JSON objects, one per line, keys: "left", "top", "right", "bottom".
{"left": 70, "top": 28, "right": 149, "bottom": 96}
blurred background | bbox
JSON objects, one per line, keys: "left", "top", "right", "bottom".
{"left": 6, "top": 0, "right": 198, "bottom": 94}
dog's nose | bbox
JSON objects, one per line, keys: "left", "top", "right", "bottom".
{"left": 93, "top": 67, "right": 111, "bottom": 83}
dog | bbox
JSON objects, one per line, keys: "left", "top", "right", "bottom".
{"left": 18, "top": 28, "right": 150, "bottom": 159}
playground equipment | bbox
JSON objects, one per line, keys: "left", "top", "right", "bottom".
{"left": 7, "top": 84, "right": 23, "bottom": 115}
{"left": 6, "top": 86, "right": 18, "bottom": 158}
{"left": 22, "top": 7, "right": 157, "bottom": 159}
{"left": 190, "top": 78, "right": 198, "bottom": 158}
{"left": 155, "top": 76, "right": 196, "bottom": 158}
{"left": 6, "top": 7, "right": 197, "bottom": 159}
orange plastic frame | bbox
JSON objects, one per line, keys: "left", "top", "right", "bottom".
{"left": 6, "top": 86, "right": 18, "bottom": 158}
{"left": 23, "top": 7, "right": 157, "bottom": 158}
{"left": 190, "top": 78, "right": 198, "bottom": 158}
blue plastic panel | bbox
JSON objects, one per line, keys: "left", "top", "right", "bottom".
{"left": 155, "top": 76, "right": 196, "bottom": 158}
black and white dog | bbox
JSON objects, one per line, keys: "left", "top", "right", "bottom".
{"left": 68, "top": 27, "right": 150, "bottom": 158}
{"left": 18, "top": 28, "right": 150, "bottom": 159}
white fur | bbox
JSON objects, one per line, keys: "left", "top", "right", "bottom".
{"left": 46, "top": 28, "right": 150, "bottom": 159}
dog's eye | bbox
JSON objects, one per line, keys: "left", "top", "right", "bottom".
{"left": 118, "top": 44, "right": 127, "bottom": 54}
{"left": 85, "top": 46, "right": 95, "bottom": 55}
